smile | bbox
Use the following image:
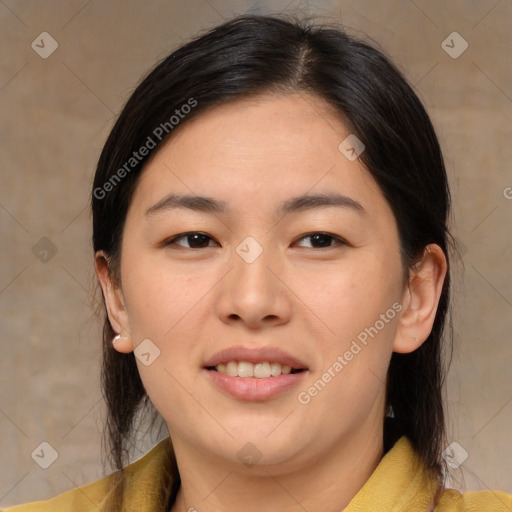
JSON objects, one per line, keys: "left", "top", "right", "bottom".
{"left": 208, "top": 360, "right": 306, "bottom": 378}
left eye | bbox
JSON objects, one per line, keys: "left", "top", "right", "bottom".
{"left": 163, "top": 232, "right": 346, "bottom": 250}
{"left": 294, "top": 232, "right": 346, "bottom": 249}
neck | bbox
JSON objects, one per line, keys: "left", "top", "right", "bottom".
{"left": 169, "top": 423, "right": 384, "bottom": 512}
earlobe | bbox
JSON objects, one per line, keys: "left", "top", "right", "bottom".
{"left": 393, "top": 244, "right": 447, "bottom": 354}
{"left": 95, "top": 250, "right": 134, "bottom": 353}
{"left": 112, "top": 333, "right": 134, "bottom": 353}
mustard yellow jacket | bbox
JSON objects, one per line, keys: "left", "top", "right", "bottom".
{"left": 2, "top": 436, "right": 511, "bottom": 511}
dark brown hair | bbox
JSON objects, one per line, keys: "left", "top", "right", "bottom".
{"left": 92, "top": 13, "right": 455, "bottom": 510}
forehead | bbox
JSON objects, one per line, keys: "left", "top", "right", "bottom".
{"left": 127, "top": 93, "right": 392, "bottom": 224}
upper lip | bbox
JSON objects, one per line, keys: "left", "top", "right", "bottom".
{"left": 203, "top": 346, "right": 308, "bottom": 370}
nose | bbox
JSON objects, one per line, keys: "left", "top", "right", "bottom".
{"left": 215, "top": 243, "right": 292, "bottom": 329}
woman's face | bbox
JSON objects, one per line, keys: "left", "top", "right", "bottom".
{"left": 110, "top": 93, "right": 414, "bottom": 471}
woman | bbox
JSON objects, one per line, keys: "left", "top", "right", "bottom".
{"left": 4, "top": 13, "right": 511, "bottom": 512}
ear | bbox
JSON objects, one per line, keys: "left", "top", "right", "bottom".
{"left": 95, "top": 250, "right": 134, "bottom": 353}
{"left": 394, "top": 244, "right": 448, "bottom": 353}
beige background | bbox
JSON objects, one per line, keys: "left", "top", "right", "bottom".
{"left": 1, "top": 0, "right": 511, "bottom": 507}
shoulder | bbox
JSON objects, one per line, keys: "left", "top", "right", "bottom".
{"left": 0, "top": 473, "right": 113, "bottom": 512}
{"left": 435, "top": 487, "right": 512, "bottom": 511}
{"left": 1, "top": 438, "right": 174, "bottom": 512}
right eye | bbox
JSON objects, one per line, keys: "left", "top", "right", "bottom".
{"left": 163, "top": 232, "right": 218, "bottom": 249}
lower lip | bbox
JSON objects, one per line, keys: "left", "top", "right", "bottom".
{"left": 204, "top": 368, "right": 309, "bottom": 401}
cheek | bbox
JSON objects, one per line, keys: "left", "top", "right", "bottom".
{"left": 297, "top": 251, "right": 401, "bottom": 340}
{"left": 297, "top": 253, "right": 402, "bottom": 413}
{"left": 121, "top": 252, "right": 214, "bottom": 341}
{"left": 122, "top": 263, "right": 205, "bottom": 413}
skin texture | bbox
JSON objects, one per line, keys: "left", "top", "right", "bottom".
{"left": 95, "top": 92, "right": 447, "bottom": 512}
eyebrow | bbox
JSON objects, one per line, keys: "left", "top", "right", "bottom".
{"left": 145, "top": 192, "right": 366, "bottom": 217}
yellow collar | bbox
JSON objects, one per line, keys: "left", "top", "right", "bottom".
{"left": 5, "top": 435, "right": 511, "bottom": 511}
{"left": 90, "top": 435, "right": 510, "bottom": 512}
{"left": 107, "top": 435, "right": 439, "bottom": 511}
{"left": 345, "top": 436, "right": 439, "bottom": 511}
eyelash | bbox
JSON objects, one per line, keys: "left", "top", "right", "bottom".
{"left": 163, "top": 231, "right": 348, "bottom": 250}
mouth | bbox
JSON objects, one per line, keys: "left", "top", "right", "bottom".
{"left": 202, "top": 346, "right": 309, "bottom": 400}
{"left": 205, "top": 361, "right": 307, "bottom": 378}
{"left": 203, "top": 362, "right": 308, "bottom": 402}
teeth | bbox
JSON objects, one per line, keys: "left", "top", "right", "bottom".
{"left": 254, "top": 362, "right": 270, "bottom": 378}
{"left": 214, "top": 361, "right": 294, "bottom": 378}
{"left": 239, "top": 361, "right": 254, "bottom": 377}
